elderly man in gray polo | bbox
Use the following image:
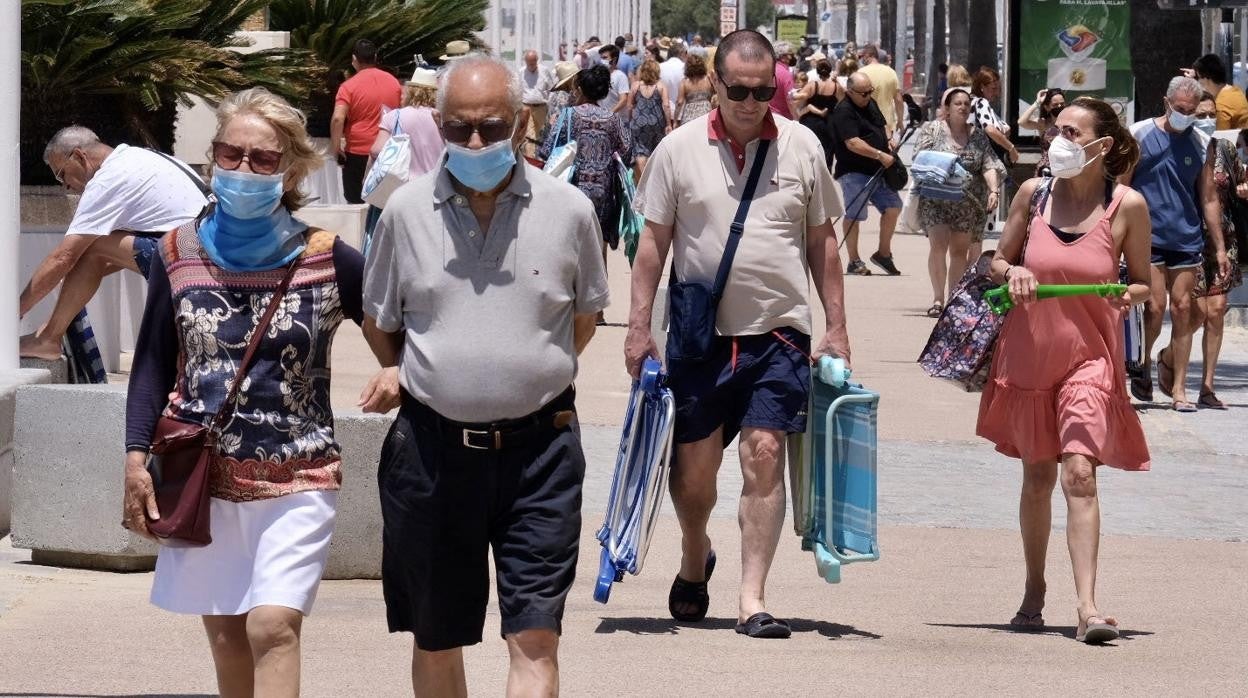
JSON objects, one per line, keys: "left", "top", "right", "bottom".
{"left": 359, "top": 54, "right": 609, "bottom": 695}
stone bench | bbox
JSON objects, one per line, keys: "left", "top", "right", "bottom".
{"left": 11, "top": 383, "right": 389, "bottom": 579}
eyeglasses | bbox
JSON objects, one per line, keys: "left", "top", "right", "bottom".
{"left": 440, "top": 117, "right": 516, "bottom": 145}
{"left": 716, "top": 74, "right": 777, "bottom": 102}
{"left": 850, "top": 87, "right": 875, "bottom": 97}
{"left": 212, "top": 141, "right": 283, "bottom": 175}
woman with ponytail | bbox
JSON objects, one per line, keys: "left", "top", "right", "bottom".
{"left": 976, "top": 97, "right": 1151, "bottom": 644}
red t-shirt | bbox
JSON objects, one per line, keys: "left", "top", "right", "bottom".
{"left": 335, "top": 67, "right": 402, "bottom": 155}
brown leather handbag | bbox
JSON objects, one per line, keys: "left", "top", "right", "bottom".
{"left": 145, "top": 260, "right": 301, "bottom": 546}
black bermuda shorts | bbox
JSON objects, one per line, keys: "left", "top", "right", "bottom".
{"left": 379, "top": 387, "right": 585, "bottom": 652}
{"left": 667, "top": 326, "right": 812, "bottom": 446}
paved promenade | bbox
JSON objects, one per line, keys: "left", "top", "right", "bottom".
{"left": 2, "top": 224, "right": 1246, "bottom": 696}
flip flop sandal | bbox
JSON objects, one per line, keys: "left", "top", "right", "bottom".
{"left": 735, "top": 612, "right": 792, "bottom": 639}
{"left": 926, "top": 301, "right": 944, "bottom": 318}
{"left": 1076, "top": 617, "right": 1120, "bottom": 644}
{"left": 1199, "top": 391, "right": 1228, "bottom": 410}
{"left": 1009, "top": 610, "right": 1045, "bottom": 631}
{"left": 1157, "top": 350, "right": 1175, "bottom": 399}
{"left": 1172, "top": 400, "right": 1198, "bottom": 413}
{"left": 668, "top": 550, "right": 716, "bottom": 622}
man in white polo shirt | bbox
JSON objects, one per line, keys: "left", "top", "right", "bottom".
{"left": 19, "top": 126, "right": 208, "bottom": 360}
{"left": 626, "top": 30, "right": 852, "bottom": 639}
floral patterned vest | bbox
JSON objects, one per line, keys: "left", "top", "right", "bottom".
{"left": 161, "top": 223, "right": 345, "bottom": 502}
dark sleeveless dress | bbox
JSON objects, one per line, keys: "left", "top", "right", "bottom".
{"left": 801, "top": 82, "right": 839, "bottom": 168}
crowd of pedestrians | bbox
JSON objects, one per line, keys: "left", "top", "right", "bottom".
{"left": 4, "top": 20, "right": 1240, "bottom": 697}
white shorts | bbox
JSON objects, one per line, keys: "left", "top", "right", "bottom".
{"left": 150, "top": 491, "right": 338, "bottom": 616}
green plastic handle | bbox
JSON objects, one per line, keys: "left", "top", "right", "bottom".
{"left": 984, "top": 283, "right": 1127, "bottom": 315}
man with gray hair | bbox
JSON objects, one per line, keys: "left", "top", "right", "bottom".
{"left": 358, "top": 53, "right": 609, "bottom": 693}
{"left": 1123, "top": 75, "right": 1227, "bottom": 410}
{"left": 519, "top": 49, "right": 554, "bottom": 157}
{"left": 769, "top": 41, "right": 797, "bottom": 119}
{"left": 19, "top": 126, "right": 207, "bottom": 361}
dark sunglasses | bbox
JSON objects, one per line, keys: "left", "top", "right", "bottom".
{"left": 440, "top": 117, "right": 515, "bottom": 145}
{"left": 212, "top": 141, "right": 283, "bottom": 175}
{"left": 717, "top": 74, "right": 777, "bottom": 102}
{"left": 851, "top": 87, "right": 875, "bottom": 97}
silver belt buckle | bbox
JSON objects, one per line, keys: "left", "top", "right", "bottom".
{"left": 462, "top": 428, "right": 490, "bottom": 450}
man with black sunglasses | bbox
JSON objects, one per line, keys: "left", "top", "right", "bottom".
{"left": 831, "top": 71, "right": 904, "bottom": 276}
{"left": 20, "top": 126, "right": 207, "bottom": 363}
{"left": 360, "top": 54, "right": 608, "bottom": 695}
{"left": 628, "top": 29, "right": 851, "bottom": 640}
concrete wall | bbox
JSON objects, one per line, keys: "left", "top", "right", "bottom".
{"left": 11, "top": 383, "right": 391, "bottom": 579}
{"left": 0, "top": 369, "right": 54, "bottom": 536}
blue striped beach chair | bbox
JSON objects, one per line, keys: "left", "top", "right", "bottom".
{"left": 788, "top": 356, "right": 880, "bottom": 583}
{"left": 594, "top": 357, "right": 676, "bottom": 603}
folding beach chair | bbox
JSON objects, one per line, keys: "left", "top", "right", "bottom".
{"left": 1121, "top": 265, "right": 1144, "bottom": 377}
{"left": 787, "top": 356, "right": 881, "bottom": 584}
{"left": 594, "top": 357, "right": 676, "bottom": 604}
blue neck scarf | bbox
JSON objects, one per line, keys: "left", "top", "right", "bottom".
{"left": 198, "top": 205, "right": 308, "bottom": 273}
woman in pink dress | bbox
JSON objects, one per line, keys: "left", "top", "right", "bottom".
{"left": 977, "top": 97, "right": 1152, "bottom": 644}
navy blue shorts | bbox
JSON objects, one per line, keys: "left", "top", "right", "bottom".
{"left": 132, "top": 235, "right": 160, "bottom": 279}
{"left": 1150, "top": 247, "right": 1202, "bottom": 270}
{"left": 666, "top": 327, "right": 811, "bottom": 446}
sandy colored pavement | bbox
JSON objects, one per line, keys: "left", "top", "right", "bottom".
{"left": 24, "top": 218, "right": 1247, "bottom": 695}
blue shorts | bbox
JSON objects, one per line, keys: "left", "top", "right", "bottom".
{"left": 132, "top": 235, "right": 161, "bottom": 279}
{"left": 838, "top": 171, "right": 904, "bottom": 222}
{"left": 666, "top": 327, "right": 811, "bottom": 446}
{"left": 1150, "top": 247, "right": 1202, "bottom": 270}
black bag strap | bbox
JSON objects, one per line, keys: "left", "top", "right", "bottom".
{"left": 711, "top": 139, "right": 772, "bottom": 299}
{"left": 146, "top": 147, "right": 212, "bottom": 200}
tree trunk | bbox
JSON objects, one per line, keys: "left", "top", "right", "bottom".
{"left": 808, "top": 0, "right": 819, "bottom": 35}
{"left": 880, "top": 0, "right": 896, "bottom": 60}
{"left": 847, "top": 0, "right": 857, "bottom": 44}
{"left": 1131, "top": 1, "right": 1204, "bottom": 120}
{"left": 966, "top": 0, "right": 997, "bottom": 72}
{"left": 926, "top": 0, "right": 946, "bottom": 118}
{"left": 947, "top": 0, "right": 968, "bottom": 66}
{"left": 914, "top": 0, "right": 927, "bottom": 89}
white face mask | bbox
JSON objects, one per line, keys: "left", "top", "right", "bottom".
{"left": 1194, "top": 117, "right": 1216, "bottom": 136}
{"left": 1168, "top": 109, "right": 1196, "bottom": 132}
{"left": 1048, "top": 135, "right": 1105, "bottom": 179}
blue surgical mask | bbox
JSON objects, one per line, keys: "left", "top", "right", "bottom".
{"left": 212, "top": 169, "right": 285, "bottom": 219}
{"left": 444, "top": 138, "right": 517, "bottom": 192}
{"left": 1194, "top": 117, "right": 1216, "bottom": 136}
{"left": 1168, "top": 109, "right": 1196, "bottom": 132}
{"left": 200, "top": 170, "right": 307, "bottom": 272}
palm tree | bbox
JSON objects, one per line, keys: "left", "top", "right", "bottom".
{"left": 967, "top": 0, "right": 997, "bottom": 72}
{"left": 21, "top": 0, "right": 321, "bottom": 185}
{"left": 880, "top": 0, "right": 896, "bottom": 59}
{"left": 947, "top": 0, "right": 968, "bottom": 65}
{"left": 847, "top": 0, "right": 858, "bottom": 44}
{"left": 269, "top": 0, "right": 489, "bottom": 136}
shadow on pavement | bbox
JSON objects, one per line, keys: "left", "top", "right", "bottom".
{"left": 595, "top": 616, "right": 883, "bottom": 640}
{"left": 924, "top": 622, "right": 1154, "bottom": 643}
{"left": 0, "top": 694, "right": 214, "bottom": 697}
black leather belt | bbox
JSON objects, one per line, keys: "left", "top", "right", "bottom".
{"left": 404, "top": 386, "right": 576, "bottom": 451}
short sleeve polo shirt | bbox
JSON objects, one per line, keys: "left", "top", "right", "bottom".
{"left": 634, "top": 110, "right": 843, "bottom": 337}
{"left": 363, "top": 161, "right": 610, "bottom": 422}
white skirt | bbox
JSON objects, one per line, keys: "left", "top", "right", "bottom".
{"left": 150, "top": 491, "right": 338, "bottom": 616}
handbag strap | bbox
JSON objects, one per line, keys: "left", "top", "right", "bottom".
{"left": 205, "top": 258, "right": 302, "bottom": 443}
{"left": 711, "top": 139, "right": 772, "bottom": 300}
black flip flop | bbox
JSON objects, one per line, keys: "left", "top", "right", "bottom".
{"left": 668, "top": 550, "right": 717, "bottom": 622}
{"left": 735, "top": 612, "right": 792, "bottom": 639}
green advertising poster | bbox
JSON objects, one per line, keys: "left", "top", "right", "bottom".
{"left": 1019, "top": 0, "right": 1134, "bottom": 126}
{"left": 774, "top": 15, "right": 807, "bottom": 48}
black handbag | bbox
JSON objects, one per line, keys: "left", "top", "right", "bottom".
{"left": 666, "top": 139, "right": 771, "bottom": 363}
{"left": 882, "top": 154, "right": 908, "bottom": 191}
